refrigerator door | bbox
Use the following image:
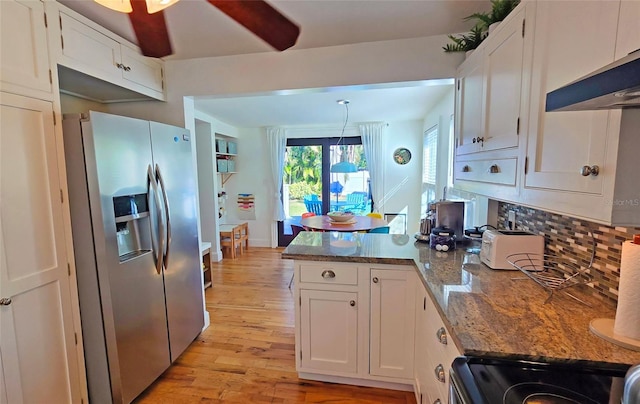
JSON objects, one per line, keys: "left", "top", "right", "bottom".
{"left": 84, "top": 112, "right": 171, "bottom": 403}
{"left": 150, "top": 122, "right": 205, "bottom": 361}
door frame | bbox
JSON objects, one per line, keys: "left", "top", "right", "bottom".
{"left": 277, "top": 136, "right": 363, "bottom": 246}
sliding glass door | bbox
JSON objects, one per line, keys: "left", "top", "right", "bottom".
{"left": 278, "top": 137, "right": 370, "bottom": 246}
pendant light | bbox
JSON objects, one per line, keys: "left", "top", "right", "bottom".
{"left": 330, "top": 100, "right": 358, "bottom": 173}
{"left": 95, "top": 0, "right": 180, "bottom": 14}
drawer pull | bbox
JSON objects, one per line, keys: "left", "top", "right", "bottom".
{"left": 0, "top": 297, "right": 12, "bottom": 306}
{"left": 372, "top": 277, "right": 379, "bottom": 283}
{"left": 434, "top": 364, "right": 445, "bottom": 383}
{"left": 488, "top": 164, "right": 500, "bottom": 174}
{"left": 349, "top": 300, "right": 356, "bottom": 307}
{"left": 321, "top": 270, "right": 336, "bottom": 279}
{"left": 434, "top": 400, "right": 442, "bottom": 404}
{"left": 462, "top": 165, "right": 471, "bottom": 172}
{"left": 580, "top": 165, "right": 600, "bottom": 177}
{"left": 436, "top": 327, "right": 447, "bottom": 345}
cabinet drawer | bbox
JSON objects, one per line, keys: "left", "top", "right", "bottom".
{"left": 299, "top": 263, "right": 358, "bottom": 285}
{"left": 454, "top": 157, "right": 517, "bottom": 186}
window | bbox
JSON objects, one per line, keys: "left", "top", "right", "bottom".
{"left": 421, "top": 125, "right": 438, "bottom": 216}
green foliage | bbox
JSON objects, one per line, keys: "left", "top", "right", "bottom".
{"left": 443, "top": 0, "right": 520, "bottom": 53}
{"left": 443, "top": 25, "right": 488, "bottom": 53}
{"left": 466, "top": 0, "right": 520, "bottom": 29}
{"left": 288, "top": 182, "right": 320, "bottom": 200}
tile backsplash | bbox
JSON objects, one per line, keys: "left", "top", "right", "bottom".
{"left": 498, "top": 202, "right": 640, "bottom": 304}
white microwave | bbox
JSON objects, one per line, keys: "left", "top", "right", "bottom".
{"left": 480, "top": 230, "right": 544, "bottom": 270}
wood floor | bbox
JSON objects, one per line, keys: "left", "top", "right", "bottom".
{"left": 135, "top": 247, "right": 416, "bottom": 403}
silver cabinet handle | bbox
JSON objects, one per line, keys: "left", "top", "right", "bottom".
{"left": 124, "top": 65, "right": 131, "bottom": 72}
{"left": 0, "top": 298, "right": 12, "bottom": 306}
{"left": 436, "top": 327, "right": 447, "bottom": 345}
{"left": 580, "top": 165, "right": 600, "bottom": 177}
{"left": 488, "top": 164, "right": 500, "bottom": 173}
{"left": 462, "top": 165, "right": 470, "bottom": 172}
{"left": 321, "top": 270, "right": 335, "bottom": 279}
{"left": 434, "top": 364, "right": 445, "bottom": 383}
{"left": 349, "top": 300, "right": 356, "bottom": 307}
{"left": 434, "top": 400, "right": 442, "bottom": 404}
{"left": 372, "top": 277, "right": 379, "bottom": 283}
{"left": 116, "top": 62, "right": 124, "bottom": 69}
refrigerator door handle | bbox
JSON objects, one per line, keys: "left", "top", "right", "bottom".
{"left": 156, "top": 164, "right": 171, "bottom": 270}
{"left": 148, "top": 165, "right": 165, "bottom": 275}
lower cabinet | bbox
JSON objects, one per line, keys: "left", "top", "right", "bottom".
{"left": 299, "top": 289, "right": 358, "bottom": 373}
{"left": 414, "top": 282, "right": 461, "bottom": 404}
{"left": 294, "top": 261, "right": 416, "bottom": 387}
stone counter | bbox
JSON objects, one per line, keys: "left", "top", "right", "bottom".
{"left": 282, "top": 231, "right": 640, "bottom": 369}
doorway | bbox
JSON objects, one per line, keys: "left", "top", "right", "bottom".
{"left": 277, "top": 137, "right": 371, "bottom": 246}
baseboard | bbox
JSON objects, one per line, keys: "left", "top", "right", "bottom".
{"left": 298, "top": 372, "right": 414, "bottom": 392}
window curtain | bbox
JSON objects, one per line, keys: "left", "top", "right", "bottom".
{"left": 266, "top": 127, "right": 287, "bottom": 221}
{"left": 359, "top": 123, "right": 385, "bottom": 212}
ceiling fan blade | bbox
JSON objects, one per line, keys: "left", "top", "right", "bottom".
{"left": 207, "top": 0, "right": 300, "bottom": 51}
{"left": 128, "top": 0, "right": 173, "bottom": 58}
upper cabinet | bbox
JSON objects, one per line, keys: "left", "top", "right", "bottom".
{"left": 56, "top": 6, "right": 165, "bottom": 101}
{"left": 0, "top": 0, "right": 52, "bottom": 99}
{"left": 455, "top": 3, "right": 532, "bottom": 156}
{"left": 453, "top": 0, "right": 640, "bottom": 226}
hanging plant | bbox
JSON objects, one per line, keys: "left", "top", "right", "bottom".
{"left": 442, "top": 25, "right": 488, "bottom": 53}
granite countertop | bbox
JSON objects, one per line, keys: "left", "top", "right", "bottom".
{"left": 282, "top": 231, "right": 640, "bottom": 369}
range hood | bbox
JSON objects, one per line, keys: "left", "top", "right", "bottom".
{"left": 546, "top": 49, "right": 640, "bottom": 111}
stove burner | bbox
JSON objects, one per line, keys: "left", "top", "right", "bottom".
{"left": 504, "top": 382, "right": 601, "bottom": 404}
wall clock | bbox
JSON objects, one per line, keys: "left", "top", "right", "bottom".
{"left": 393, "top": 147, "right": 411, "bottom": 165}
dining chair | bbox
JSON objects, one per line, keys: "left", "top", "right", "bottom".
{"left": 367, "top": 212, "right": 383, "bottom": 219}
{"left": 304, "top": 200, "right": 323, "bottom": 215}
{"left": 368, "top": 226, "right": 390, "bottom": 234}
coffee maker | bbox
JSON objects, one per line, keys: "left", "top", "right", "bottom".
{"left": 432, "top": 200, "right": 465, "bottom": 240}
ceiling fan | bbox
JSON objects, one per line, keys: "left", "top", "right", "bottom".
{"left": 97, "top": 0, "right": 300, "bottom": 58}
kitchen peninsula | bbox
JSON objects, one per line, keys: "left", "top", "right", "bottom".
{"left": 282, "top": 232, "right": 640, "bottom": 402}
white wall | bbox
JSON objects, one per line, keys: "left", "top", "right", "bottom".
{"left": 105, "top": 35, "right": 463, "bottom": 127}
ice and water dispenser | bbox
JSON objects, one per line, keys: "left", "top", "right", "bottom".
{"left": 113, "top": 194, "right": 152, "bottom": 262}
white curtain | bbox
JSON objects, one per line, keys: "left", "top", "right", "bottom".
{"left": 359, "top": 122, "right": 386, "bottom": 212}
{"left": 266, "top": 127, "right": 287, "bottom": 221}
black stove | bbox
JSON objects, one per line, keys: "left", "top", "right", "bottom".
{"left": 450, "top": 356, "right": 629, "bottom": 404}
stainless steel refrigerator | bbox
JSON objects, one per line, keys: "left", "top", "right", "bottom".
{"left": 63, "top": 111, "right": 204, "bottom": 403}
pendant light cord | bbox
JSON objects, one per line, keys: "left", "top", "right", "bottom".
{"left": 337, "top": 100, "right": 349, "bottom": 146}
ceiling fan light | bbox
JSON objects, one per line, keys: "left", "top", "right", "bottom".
{"left": 94, "top": 0, "right": 132, "bottom": 13}
{"left": 145, "top": 0, "right": 180, "bottom": 14}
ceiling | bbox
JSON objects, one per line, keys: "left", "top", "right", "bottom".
{"left": 59, "top": 0, "right": 489, "bottom": 127}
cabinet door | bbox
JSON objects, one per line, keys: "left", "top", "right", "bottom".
{"left": 121, "top": 45, "right": 164, "bottom": 93}
{"left": 482, "top": 6, "right": 527, "bottom": 152}
{"left": 370, "top": 269, "right": 415, "bottom": 379}
{"left": 0, "top": 92, "right": 82, "bottom": 403}
{"left": 60, "top": 11, "right": 122, "bottom": 83}
{"left": 524, "top": 1, "right": 619, "bottom": 194}
{"left": 616, "top": 0, "right": 640, "bottom": 59}
{"left": 455, "top": 49, "right": 484, "bottom": 156}
{"left": 300, "top": 289, "right": 358, "bottom": 374}
{"left": 0, "top": 0, "right": 51, "bottom": 96}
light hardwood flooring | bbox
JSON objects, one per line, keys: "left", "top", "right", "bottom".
{"left": 135, "top": 247, "right": 416, "bottom": 403}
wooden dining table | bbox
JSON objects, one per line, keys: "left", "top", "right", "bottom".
{"left": 300, "top": 215, "right": 387, "bottom": 232}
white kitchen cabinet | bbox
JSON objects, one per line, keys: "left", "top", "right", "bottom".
{"left": 299, "top": 289, "right": 359, "bottom": 373}
{"left": 414, "top": 282, "right": 461, "bottom": 404}
{"left": 370, "top": 268, "right": 415, "bottom": 380}
{"left": 294, "top": 261, "right": 416, "bottom": 389}
{"left": 0, "top": 0, "right": 52, "bottom": 99}
{"left": 296, "top": 262, "right": 362, "bottom": 376}
{"left": 57, "top": 7, "right": 164, "bottom": 100}
{"left": 522, "top": 0, "right": 640, "bottom": 225}
{"left": 0, "top": 92, "right": 83, "bottom": 404}
{"left": 454, "top": 48, "right": 485, "bottom": 156}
